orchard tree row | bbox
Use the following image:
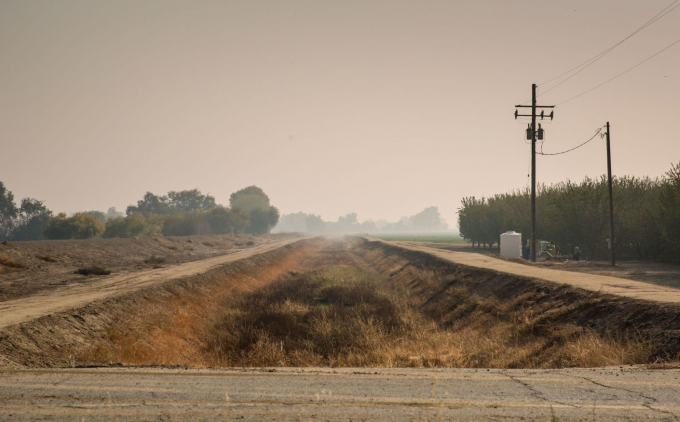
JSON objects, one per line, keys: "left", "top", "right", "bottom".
{"left": 458, "top": 162, "right": 680, "bottom": 261}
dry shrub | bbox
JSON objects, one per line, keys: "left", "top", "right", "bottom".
{"left": 0, "top": 253, "right": 25, "bottom": 269}
{"left": 37, "top": 255, "right": 57, "bottom": 262}
{"left": 74, "top": 266, "right": 111, "bottom": 276}
{"left": 143, "top": 255, "right": 166, "bottom": 265}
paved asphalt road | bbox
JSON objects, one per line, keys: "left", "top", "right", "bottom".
{"left": 1, "top": 367, "right": 679, "bottom": 421}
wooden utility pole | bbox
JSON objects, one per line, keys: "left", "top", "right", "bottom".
{"left": 606, "top": 122, "right": 615, "bottom": 266}
{"left": 531, "top": 84, "right": 537, "bottom": 263}
{"left": 515, "top": 85, "right": 554, "bottom": 262}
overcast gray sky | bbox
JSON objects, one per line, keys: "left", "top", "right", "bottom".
{"left": 1, "top": 0, "right": 678, "bottom": 228}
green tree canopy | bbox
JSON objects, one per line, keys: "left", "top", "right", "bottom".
{"left": 167, "top": 189, "right": 216, "bottom": 213}
{"left": 12, "top": 198, "right": 53, "bottom": 241}
{"left": 0, "top": 182, "right": 18, "bottom": 240}
{"left": 229, "top": 186, "right": 279, "bottom": 234}
{"left": 45, "top": 213, "right": 105, "bottom": 240}
{"left": 229, "top": 186, "right": 270, "bottom": 213}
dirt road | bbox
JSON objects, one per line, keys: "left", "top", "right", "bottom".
{"left": 0, "top": 237, "right": 307, "bottom": 329}
{"left": 374, "top": 238, "right": 680, "bottom": 304}
{"left": 1, "top": 366, "right": 679, "bottom": 421}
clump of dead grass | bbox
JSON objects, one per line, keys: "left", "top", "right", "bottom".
{"left": 143, "top": 255, "right": 166, "bottom": 265}
{"left": 0, "top": 253, "right": 25, "bottom": 269}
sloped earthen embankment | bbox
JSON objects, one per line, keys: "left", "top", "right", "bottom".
{"left": 1, "top": 237, "right": 678, "bottom": 369}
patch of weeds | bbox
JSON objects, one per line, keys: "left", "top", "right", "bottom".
{"left": 246, "top": 241, "right": 255, "bottom": 246}
{"left": 0, "top": 253, "right": 25, "bottom": 268}
{"left": 203, "top": 241, "right": 215, "bottom": 247}
{"left": 143, "top": 255, "right": 166, "bottom": 265}
{"left": 627, "top": 270, "right": 647, "bottom": 276}
{"left": 1, "top": 241, "right": 12, "bottom": 246}
{"left": 74, "top": 266, "right": 111, "bottom": 276}
{"left": 37, "top": 255, "right": 58, "bottom": 263}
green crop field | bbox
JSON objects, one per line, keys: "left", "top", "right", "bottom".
{"left": 370, "top": 233, "right": 466, "bottom": 243}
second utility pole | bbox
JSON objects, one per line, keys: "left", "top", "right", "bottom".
{"left": 606, "top": 122, "right": 615, "bottom": 266}
{"left": 515, "top": 84, "right": 554, "bottom": 262}
{"left": 531, "top": 84, "right": 537, "bottom": 263}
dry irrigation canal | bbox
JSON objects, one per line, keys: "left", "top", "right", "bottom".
{"left": 3, "top": 236, "right": 679, "bottom": 370}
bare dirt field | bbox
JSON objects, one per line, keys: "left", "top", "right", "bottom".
{"left": 426, "top": 242, "right": 680, "bottom": 289}
{"left": 0, "top": 233, "right": 301, "bottom": 302}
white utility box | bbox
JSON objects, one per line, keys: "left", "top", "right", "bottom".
{"left": 500, "top": 231, "right": 522, "bottom": 260}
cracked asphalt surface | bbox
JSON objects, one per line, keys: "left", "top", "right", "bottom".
{"left": 1, "top": 367, "right": 679, "bottom": 421}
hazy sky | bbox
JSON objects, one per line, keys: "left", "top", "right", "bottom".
{"left": 1, "top": 0, "right": 678, "bottom": 228}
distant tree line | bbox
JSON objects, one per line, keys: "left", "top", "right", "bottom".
{"left": 458, "top": 162, "right": 680, "bottom": 261}
{"left": 274, "top": 206, "right": 449, "bottom": 234}
{"left": 0, "top": 184, "right": 279, "bottom": 241}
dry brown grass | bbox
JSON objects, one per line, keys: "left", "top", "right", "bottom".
{"left": 78, "top": 244, "right": 313, "bottom": 366}
{"left": 199, "top": 265, "right": 651, "bottom": 368}
{"left": 79, "top": 253, "right": 653, "bottom": 369}
{"left": 0, "top": 253, "right": 25, "bottom": 269}
{"left": 153, "top": 237, "right": 178, "bottom": 250}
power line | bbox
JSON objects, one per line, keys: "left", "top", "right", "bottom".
{"left": 516, "top": 1, "right": 679, "bottom": 105}
{"left": 556, "top": 38, "right": 680, "bottom": 105}
{"left": 538, "top": 127, "right": 605, "bottom": 156}
{"left": 539, "top": 0, "right": 679, "bottom": 91}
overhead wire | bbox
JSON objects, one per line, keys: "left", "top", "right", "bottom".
{"left": 516, "top": 0, "right": 679, "bottom": 105}
{"left": 538, "top": 0, "right": 679, "bottom": 94}
{"left": 555, "top": 38, "right": 680, "bottom": 105}
{"left": 538, "top": 126, "right": 605, "bottom": 156}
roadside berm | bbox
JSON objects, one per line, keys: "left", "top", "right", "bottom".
{"left": 1, "top": 236, "right": 678, "bottom": 369}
